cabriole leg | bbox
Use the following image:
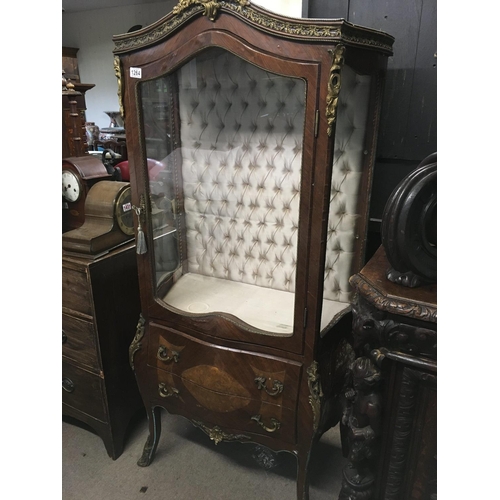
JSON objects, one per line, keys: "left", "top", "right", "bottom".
{"left": 137, "top": 406, "right": 162, "bottom": 467}
{"left": 296, "top": 449, "right": 311, "bottom": 500}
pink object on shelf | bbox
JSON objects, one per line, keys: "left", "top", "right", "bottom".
{"left": 115, "top": 158, "right": 165, "bottom": 182}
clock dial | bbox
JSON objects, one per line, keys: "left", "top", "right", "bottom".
{"left": 114, "top": 186, "right": 135, "bottom": 235}
{"left": 62, "top": 170, "right": 81, "bottom": 202}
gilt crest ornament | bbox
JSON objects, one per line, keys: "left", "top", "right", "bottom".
{"left": 173, "top": 0, "right": 249, "bottom": 21}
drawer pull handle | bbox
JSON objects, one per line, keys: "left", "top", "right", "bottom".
{"left": 62, "top": 377, "right": 75, "bottom": 393}
{"left": 158, "top": 383, "right": 179, "bottom": 398}
{"left": 157, "top": 345, "right": 180, "bottom": 363}
{"left": 251, "top": 415, "right": 281, "bottom": 433}
{"left": 254, "top": 376, "right": 284, "bottom": 396}
{"left": 62, "top": 330, "right": 67, "bottom": 344}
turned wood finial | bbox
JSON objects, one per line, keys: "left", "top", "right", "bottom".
{"left": 62, "top": 70, "right": 68, "bottom": 91}
{"left": 62, "top": 70, "right": 79, "bottom": 95}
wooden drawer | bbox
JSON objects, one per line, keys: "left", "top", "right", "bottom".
{"left": 153, "top": 369, "right": 297, "bottom": 444}
{"left": 62, "top": 360, "right": 107, "bottom": 422}
{"left": 62, "top": 314, "right": 100, "bottom": 370}
{"left": 62, "top": 267, "right": 93, "bottom": 316}
{"left": 148, "top": 323, "right": 302, "bottom": 411}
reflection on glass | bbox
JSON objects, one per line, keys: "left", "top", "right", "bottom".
{"left": 321, "top": 64, "right": 372, "bottom": 332}
{"left": 140, "top": 48, "right": 305, "bottom": 335}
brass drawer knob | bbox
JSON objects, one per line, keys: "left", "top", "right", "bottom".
{"left": 254, "top": 376, "right": 284, "bottom": 396}
{"left": 62, "top": 377, "right": 75, "bottom": 393}
{"left": 158, "top": 383, "right": 179, "bottom": 398}
{"left": 157, "top": 345, "right": 180, "bottom": 363}
{"left": 251, "top": 415, "right": 281, "bottom": 433}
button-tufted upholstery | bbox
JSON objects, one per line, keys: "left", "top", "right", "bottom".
{"left": 323, "top": 65, "right": 371, "bottom": 305}
{"left": 151, "top": 49, "right": 370, "bottom": 335}
{"left": 179, "top": 50, "right": 304, "bottom": 294}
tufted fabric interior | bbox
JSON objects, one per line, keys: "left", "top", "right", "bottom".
{"left": 177, "top": 49, "right": 305, "bottom": 295}
{"left": 144, "top": 48, "right": 370, "bottom": 335}
{"left": 323, "top": 65, "right": 371, "bottom": 305}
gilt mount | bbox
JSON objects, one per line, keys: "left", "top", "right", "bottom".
{"left": 113, "top": 2, "right": 394, "bottom": 55}
{"left": 173, "top": 0, "right": 249, "bottom": 21}
{"left": 307, "top": 361, "right": 323, "bottom": 431}
{"left": 326, "top": 45, "right": 345, "bottom": 136}
{"left": 129, "top": 314, "right": 146, "bottom": 370}
{"left": 113, "top": 56, "right": 124, "bottom": 119}
{"left": 192, "top": 420, "right": 251, "bottom": 445}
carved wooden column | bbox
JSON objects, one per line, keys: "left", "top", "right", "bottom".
{"left": 339, "top": 247, "right": 437, "bottom": 500}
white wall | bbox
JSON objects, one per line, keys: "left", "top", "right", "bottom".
{"left": 252, "top": 0, "right": 302, "bottom": 17}
{"left": 62, "top": 0, "right": 302, "bottom": 129}
{"left": 62, "top": 1, "right": 176, "bottom": 129}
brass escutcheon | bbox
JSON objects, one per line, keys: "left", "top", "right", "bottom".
{"left": 251, "top": 414, "right": 281, "bottom": 433}
{"left": 62, "top": 377, "right": 75, "bottom": 393}
{"left": 254, "top": 376, "right": 284, "bottom": 396}
{"left": 158, "top": 383, "right": 179, "bottom": 398}
{"left": 157, "top": 345, "right": 180, "bottom": 363}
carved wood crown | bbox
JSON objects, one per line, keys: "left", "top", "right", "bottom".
{"left": 350, "top": 274, "right": 437, "bottom": 323}
{"left": 112, "top": 0, "right": 394, "bottom": 55}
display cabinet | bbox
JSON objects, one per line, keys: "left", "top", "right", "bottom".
{"left": 113, "top": 2, "right": 393, "bottom": 498}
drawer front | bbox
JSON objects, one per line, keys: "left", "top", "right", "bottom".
{"left": 153, "top": 369, "right": 296, "bottom": 444}
{"left": 62, "top": 314, "right": 100, "bottom": 370}
{"left": 62, "top": 360, "right": 107, "bottom": 422}
{"left": 148, "top": 323, "right": 302, "bottom": 411}
{"left": 62, "top": 267, "right": 93, "bottom": 316}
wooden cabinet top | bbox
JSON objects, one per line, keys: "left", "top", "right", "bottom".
{"left": 350, "top": 246, "right": 437, "bottom": 324}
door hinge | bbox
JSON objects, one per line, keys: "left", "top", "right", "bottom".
{"left": 314, "top": 109, "right": 319, "bottom": 137}
{"left": 303, "top": 307, "right": 308, "bottom": 329}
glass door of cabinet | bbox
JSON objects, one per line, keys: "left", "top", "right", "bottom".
{"left": 139, "top": 48, "right": 306, "bottom": 336}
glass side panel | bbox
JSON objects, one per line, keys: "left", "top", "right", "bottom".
{"left": 321, "top": 64, "right": 372, "bottom": 333}
{"left": 139, "top": 47, "right": 306, "bottom": 336}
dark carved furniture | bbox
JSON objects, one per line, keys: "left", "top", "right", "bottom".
{"left": 62, "top": 46, "right": 96, "bottom": 158}
{"left": 62, "top": 64, "right": 95, "bottom": 158}
{"left": 381, "top": 153, "right": 437, "bottom": 288}
{"left": 113, "top": 2, "right": 393, "bottom": 498}
{"left": 62, "top": 242, "right": 144, "bottom": 459}
{"left": 63, "top": 47, "right": 81, "bottom": 83}
{"left": 339, "top": 246, "right": 437, "bottom": 500}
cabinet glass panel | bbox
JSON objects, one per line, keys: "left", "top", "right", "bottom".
{"left": 139, "top": 48, "right": 305, "bottom": 336}
{"left": 321, "top": 64, "right": 372, "bottom": 333}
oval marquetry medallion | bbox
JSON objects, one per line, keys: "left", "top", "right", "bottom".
{"left": 181, "top": 365, "right": 251, "bottom": 413}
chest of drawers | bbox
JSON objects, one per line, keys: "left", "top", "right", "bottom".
{"left": 62, "top": 243, "right": 143, "bottom": 459}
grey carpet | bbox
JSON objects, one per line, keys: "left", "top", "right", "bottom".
{"left": 62, "top": 411, "right": 347, "bottom": 500}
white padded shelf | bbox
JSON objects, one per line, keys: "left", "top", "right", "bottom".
{"left": 162, "top": 272, "right": 349, "bottom": 336}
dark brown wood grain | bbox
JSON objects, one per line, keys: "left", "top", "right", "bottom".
{"left": 62, "top": 243, "right": 144, "bottom": 460}
{"left": 340, "top": 247, "right": 437, "bottom": 500}
{"left": 62, "top": 314, "right": 99, "bottom": 370}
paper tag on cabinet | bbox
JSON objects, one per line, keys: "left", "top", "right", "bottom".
{"left": 130, "top": 67, "right": 142, "bottom": 78}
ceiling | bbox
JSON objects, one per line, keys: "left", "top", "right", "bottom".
{"left": 62, "top": 0, "right": 162, "bottom": 13}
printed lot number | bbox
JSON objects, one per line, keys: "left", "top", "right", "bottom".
{"left": 130, "top": 67, "right": 142, "bottom": 78}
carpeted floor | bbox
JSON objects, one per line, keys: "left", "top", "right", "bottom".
{"left": 62, "top": 410, "right": 347, "bottom": 500}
